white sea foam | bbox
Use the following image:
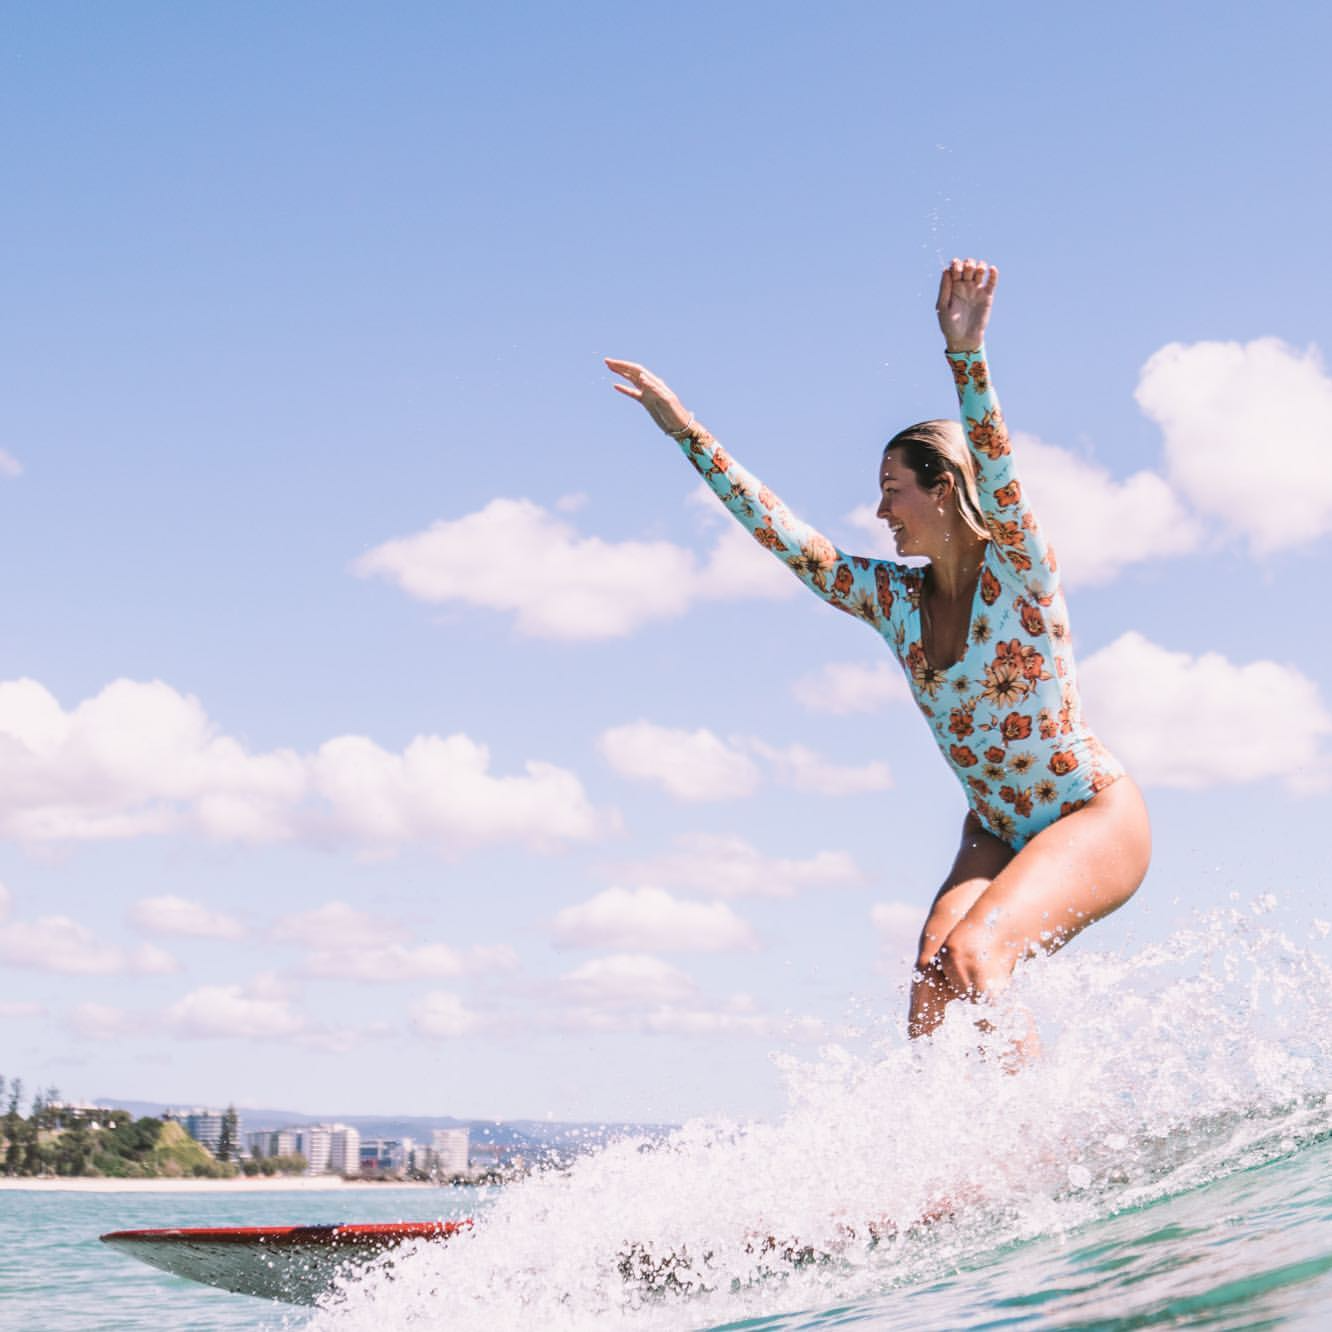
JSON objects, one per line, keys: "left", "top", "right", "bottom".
{"left": 306, "top": 905, "right": 1332, "bottom": 1331}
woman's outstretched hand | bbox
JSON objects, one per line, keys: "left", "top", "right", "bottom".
{"left": 604, "top": 358, "right": 693, "bottom": 435}
{"left": 936, "top": 258, "right": 999, "bottom": 353}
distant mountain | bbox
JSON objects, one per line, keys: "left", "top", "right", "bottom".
{"left": 95, "top": 1099, "right": 673, "bottom": 1159}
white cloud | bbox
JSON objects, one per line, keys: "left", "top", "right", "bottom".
{"left": 68, "top": 1003, "right": 141, "bottom": 1040}
{"left": 304, "top": 942, "right": 518, "bottom": 983}
{"left": 1011, "top": 432, "right": 1202, "bottom": 586}
{"left": 0, "top": 677, "right": 610, "bottom": 852}
{"left": 1080, "top": 631, "right": 1332, "bottom": 791}
{"left": 747, "top": 740, "right": 893, "bottom": 795}
{"left": 167, "top": 983, "right": 306, "bottom": 1040}
{"left": 559, "top": 954, "right": 699, "bottom": 1007}
{"left": 600, "top": 722, "right": 891, "bottom": 802}
{"left": 552, "top": 886, "right": 758, "bottom": 953}
{"left": 599, "top": 722, "right": 760, "bottom": 801}
{"left": 310, "top": 732, "right": 610, "bottom": 852}
{"left": 612, "top": 833, "right": 863, "bottom": 899}
{"left": 1136, "top": 337, "right": 1332, "bottom": 553}
{"left": 872, "top": 901, "right": 923, "bottom": 960}
{"left": 410, "top": 991, "right": 481, "bottom": 1040}
{"left": 791, "top": 660, "right": 911, "bottom": 714}
{"left": 354, "top": 495, "right": 794, "bottom": 642}
{"left": 130, "top": 895, "right": 245, "bottom": 940}
{"left": 0, "top": 450, "right": 21, "bottom": 479}
{"left": 0, "top": 1001, "right": 45, "bottom": 1020}
{"left": 0, "top": 890, "right": 179, "bottom": 975}
{"left": 275, "top": 901, "right": 402, "bottom": 950}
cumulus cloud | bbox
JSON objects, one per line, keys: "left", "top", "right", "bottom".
{"left": 167, "top": 982, "right": 306, "bottom": 1040}
{"left": 0, "top": 1000, "right": 45, "bottom": 1020}
{"left": 0, "top": 677, "right": 610, "bottom": 852}
{"left": 0, "top": 450, "right": 21, "bottom": 479}
{"left": 612, "top": 833, "right": 863, "bottom": 899}
{"left": 1136, "top": 337, "right": 1332, "bottom": 553}
{"left": 305, "top": 943, "right": 518, "bottom": 983}
{"left": 599, "top": 722, "right": 760, "bottom": 801}
{"left": 599, "top": 722, "right": 891, "bottom": 802}
{"left": 559, "top": 954, "right": 699, "bottom": 1008}
{"left": 274, "top": 901, "right": 516, "bottom": 982}
{"left": 791, "top": 660, "right": 911, "bottom": 714}
{"left": 747, "top": 740, "right": 893, "bottom": 795}
{"left": 1080, "top": 631, "right": 1332, "bottom": 791}
{"left": 68, "top": 1003, "right": 142, "bottom": 1040}
{"left": 354, "top": 495, "right": 795, "bottom": 641}
{"left": 410, "top": 991, "right": 481, "bottom": 1039}
{"left": 552, "top": 886, "right": 758, "bottom": 953}
{"left": 1011, "top": 432, "right": 1202, "bottom": 586}
{"left": 130, "top": 895, "right": 245, "bottom": 940}
{"left": 0, "top": 889, "right": 179, "bottom": 976}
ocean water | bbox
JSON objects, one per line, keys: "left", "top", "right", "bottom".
{"left": 6, "top": 905, "right": 1332, "bottom": 1331}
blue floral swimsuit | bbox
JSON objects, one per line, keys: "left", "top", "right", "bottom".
{"left": 676, "top": 347, "right": 1123, "bottom": 851}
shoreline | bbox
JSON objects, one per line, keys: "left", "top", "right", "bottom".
{"left": 0, "top": 1175, "right": 445, "bottom": 1194}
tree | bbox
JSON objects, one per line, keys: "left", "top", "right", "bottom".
{"left": 216, "top": 1105, "right": 238, "bottom": 1163}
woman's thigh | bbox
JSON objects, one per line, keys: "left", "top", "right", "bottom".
{"left": 947, "top": 776, "right": 1152, "bottom": 983}
{"left": 916, "top": 812, "right": 1014, "bottom": 967}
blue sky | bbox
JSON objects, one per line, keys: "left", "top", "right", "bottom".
{"left": 2, "top": 1, "right": 1330, "bottom": 1123}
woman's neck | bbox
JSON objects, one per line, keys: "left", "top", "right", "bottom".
{"left": 926, "top": 530, "right": 989, "bottom": 599}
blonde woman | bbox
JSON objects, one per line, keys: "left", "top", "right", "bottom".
{"left": 607, "top": 259, "right": 1150, "bottom": 1037}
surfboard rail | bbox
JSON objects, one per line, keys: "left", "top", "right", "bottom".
{"left": 100, "top": 1220, "right": 469, "bottom": 1305}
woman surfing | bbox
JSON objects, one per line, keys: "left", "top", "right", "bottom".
{"left": 607, "top": 259, "right": 1151, "bottom": 1039}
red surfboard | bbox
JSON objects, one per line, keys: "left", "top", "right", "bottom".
{"left": 100, "top": 1220, "right": 468, "bottom": 1305}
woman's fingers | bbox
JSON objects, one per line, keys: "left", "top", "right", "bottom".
{"left": 611, "top": 382, "right": 642, "bottom": 399}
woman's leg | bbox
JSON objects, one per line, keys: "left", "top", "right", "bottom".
{"left": 908, "top": 813, "right": 1014, "bottom": 1038}
{"left": 933, "top": 776, "right": 1151, "bottom": 1010}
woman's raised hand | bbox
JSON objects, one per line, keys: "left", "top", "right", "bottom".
{"left": 936, "top": 258, "right": 999, "bottom": 353}
{"left": 604, "top": 358, "right": 693, "bottom": 435}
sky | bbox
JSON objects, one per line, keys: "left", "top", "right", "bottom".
{"left": 2, "top": 1, "right": 1330, "bottom": 1125}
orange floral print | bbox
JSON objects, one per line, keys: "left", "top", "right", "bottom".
{"left": 979, "top": 568, "right": 1001, "bottom": 605}
{"left": 1000, "top": 712, "right": 1032, "bottom": 742}
{"left": 874, "top": 564, "right": 894, "bottom": 619}
{"left": 1017, "top": 599, "right": 1045, "bottom": 637}
{"left": 950, "top": 744, "right": 979, "bottom": 768}
{"left": 1049, "top": 751, "right": 1079, "bottom": 776}
{"left": 966, "top": 408, "right": 1010, "bottom": 459}
{"left": 751, "top": 521, "right": 789, "bottom": 555}
{"left": 948, "top": 706, "right": 975, "bottom": 739}
{"left": 968, "top": 359, "right": 990, "bottom": 394}
{"left": 994, "top": 480, "right": 1021, "bottom": 508}
{"left": 831, "top": 563, "right": 854, "bottom": 598}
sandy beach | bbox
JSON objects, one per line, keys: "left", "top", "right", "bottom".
{"left": 0, "top": 1175, "right": 439, "bottom": 1193}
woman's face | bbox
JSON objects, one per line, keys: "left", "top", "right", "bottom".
{"left": 877, "top": 447, "right": 946, "bottom": 558}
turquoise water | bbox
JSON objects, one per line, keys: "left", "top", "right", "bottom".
{"left": 7, "top": 909, "right": 1332, "bottom": 1330}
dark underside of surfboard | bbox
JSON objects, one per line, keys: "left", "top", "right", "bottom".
{"left": 100, "top": 1220, "right": 468, "bottom": 1305}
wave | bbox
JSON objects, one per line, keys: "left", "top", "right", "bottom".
{"left": 304, "top": 903, "right": 1332, "bottom": 1330}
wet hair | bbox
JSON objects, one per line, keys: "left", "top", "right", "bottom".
{"left": 883, "top": 420, "right": 989, "bottom": 540}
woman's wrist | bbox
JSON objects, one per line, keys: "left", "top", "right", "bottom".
{"left": 945, "top": 342, "right": 983, "bottom": 356}
{"left": 663, "top": 414, "right": 696, "bottom": 439}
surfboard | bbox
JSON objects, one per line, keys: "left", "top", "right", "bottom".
{"left": 100, "top": 1220, "right": 468, "bottom": 1305}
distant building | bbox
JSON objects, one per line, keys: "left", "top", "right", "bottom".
{"left": 165, "top": 1107, "right": 237, "bottom": 1155}
{"left": 432, "top": 1127, "right": 469, "bottom": 1176}
{"left": 247, "top": 1129, "right": 300, "bottom": 1159}
{"left": 360, "top": 1137, "right": 414, "bottom": 1175}
{"left": 297, "top": 1123, "right": 360, "bottom": 1175}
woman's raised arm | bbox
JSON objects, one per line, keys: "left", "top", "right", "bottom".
{"left": 605, "top": 357, "right": 901, "bottom": 631}
{"left": 934, "top": 261, "right": 1058, "bottom": 597}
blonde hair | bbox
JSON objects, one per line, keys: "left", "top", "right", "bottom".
{"left": 884, "top": 420, "right": 988, "bottom": 540}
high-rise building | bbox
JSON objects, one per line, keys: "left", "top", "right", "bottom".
{"left": 297, "top": 1123, "right": 360, "bottom": 1175}
{"left": 165, "top": 1107, "right": 237, "bottom": 1156}
{"left": 247, "top": 1129, "right": 299, "bottom": 1159}
{"left": 431, "top": 1127, "right": 470, "bottom": 1176}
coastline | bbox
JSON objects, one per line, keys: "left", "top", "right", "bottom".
{"left": 0, "top": 1175, "right": 442, "bottom": 1194}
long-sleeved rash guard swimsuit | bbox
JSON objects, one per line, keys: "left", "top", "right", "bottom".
{"left": 677, "top": 347, "right": 1123, "bottom": 851}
